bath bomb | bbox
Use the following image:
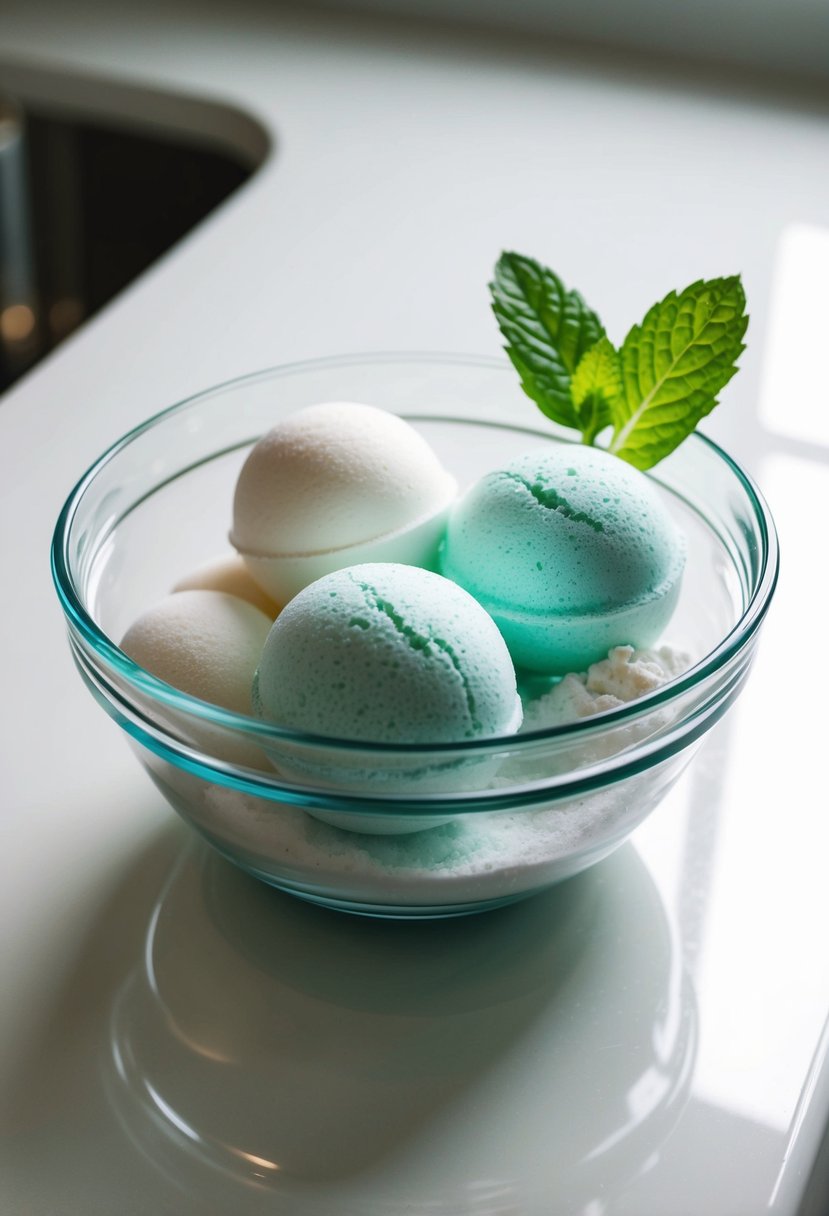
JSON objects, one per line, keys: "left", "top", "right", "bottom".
{"left": 230, "top": 402, "right": 457, "bottom": 602}
{"left": 252, "top": 563, "right": 522, "bottom": 831}
{"left": 173, "top": 554, "right": 281, "bottom": 618}
{"left": 254, "top": 563, "right": 522, "bottom": 743}
{"left": 121, "top": 589, "right": 272, "bottom": 714}
{"left": 440, "top": 446, "right": 685, "bottom": 674}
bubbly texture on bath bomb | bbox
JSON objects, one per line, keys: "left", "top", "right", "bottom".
{"left": 253, "top": 563, "right": 522, "bottom": 744}
{"left": 231, "top": 402, "right": 457, "bottom": 602}
{"left": 121, "top": 589, "right": 272, "bottom": 714}
{"left": 441, "top": 445, "right": 685, "bottom": 674}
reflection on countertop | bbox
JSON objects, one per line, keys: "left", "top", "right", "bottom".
{"left": 106, "top": 839, "right": 696, "bottom": 1214}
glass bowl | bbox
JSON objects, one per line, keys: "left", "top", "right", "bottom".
{"left": 52, "top": 354, "right": 778, "bottom": 918}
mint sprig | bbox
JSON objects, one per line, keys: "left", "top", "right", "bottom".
{"left": 611, "top": 277, "right": 747, "bottom": 468}
{"left": 571, "top": 336, "right": 622, "bottom": 446}
{"left": 490, "top": 252, "right": 604, "bottom": 430}
{"left": 490, "top": 253, "right": 748, "bottom": 469}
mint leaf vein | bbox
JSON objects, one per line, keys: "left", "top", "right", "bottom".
{"left": 490, "top": 252, "right": 604, "bottom": 430}
{"left": 610, "top": 277, "right": 748, "bottom": 468}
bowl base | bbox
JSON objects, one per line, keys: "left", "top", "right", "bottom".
{"left": 240, "top": 863, "right": 536, "bottom": 919}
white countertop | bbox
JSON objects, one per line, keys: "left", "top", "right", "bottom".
{"left": 1, "top": 4, "right": 829, "bottom": 1212}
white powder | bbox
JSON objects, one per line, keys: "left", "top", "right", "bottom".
{"left": 521, "top": 644, "right": 690, "bottom": 731}
{"left": 197, "top": 783, "right": 643, "bottom": 907}
{"left": 188, "top": 644, "right": 690, "bottom": 908}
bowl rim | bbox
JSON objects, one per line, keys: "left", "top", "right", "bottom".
{"left": 51, "top": 350, "right": 780, "bottom": 759}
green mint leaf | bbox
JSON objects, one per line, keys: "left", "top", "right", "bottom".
{"left": 610, "top": 276, "right": 748, "bottom": 469}
{"left": 490, "top": 252, "right": 605, "bottom": 430}
{"left": 571, "top": 336, "right": 622, "bottom": 445}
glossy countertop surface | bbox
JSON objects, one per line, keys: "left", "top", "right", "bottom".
{"left": 1, "top": 4, "right": 829, "bottom": 1212}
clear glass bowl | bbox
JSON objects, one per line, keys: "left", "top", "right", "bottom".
{"left": 52, "top": 354, "right": 779, "bottom": 918}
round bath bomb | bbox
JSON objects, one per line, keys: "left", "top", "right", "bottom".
{"left": 254, "top": 563, "right": 522, "bottom": 743}
{"left": 173, "top": 554, "right": 281, "bottom": 618}
{"left": 230, "top": 402, "right": 457, "bottom": 603}
{"left": 121, "top": 589, "right": 272, "bottom": 714}
{"left": 253, "top": 563, "right": 522, "bottom": 831}
{"left": 440, "top": 446, "right": 685, "bottom": 674}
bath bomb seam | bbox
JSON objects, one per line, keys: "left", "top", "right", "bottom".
{"left": 348, "top": 570, "right": 482, "bottom": 736}
{"left": 477, "top": 555, "right": 685, "bottom": 621}
{"left": 499, "top": 470, "right": 606, "bottom": 533}
{"left": 231, "top": 492, "right": 455, "bottom": 560}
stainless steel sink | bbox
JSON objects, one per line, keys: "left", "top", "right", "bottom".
{"left": 0, "top": 60, "right": 269, "bottom": 392}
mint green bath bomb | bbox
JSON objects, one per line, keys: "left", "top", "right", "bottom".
{"left": 253, "top": 563, "right": 523, "bottom": 744}
{"left": 440, "top": 446, "right": 685, "bottom": 674}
